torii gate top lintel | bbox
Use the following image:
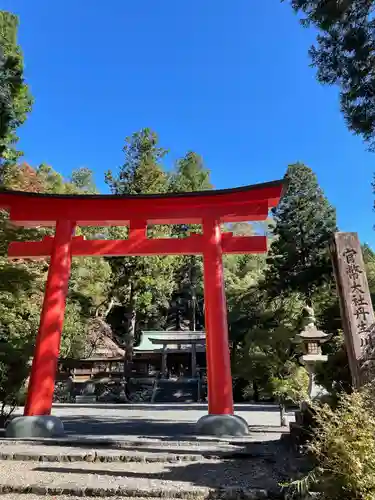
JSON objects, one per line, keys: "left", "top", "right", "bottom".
{"left": 0, "top": 179, "right": 284, "bottom": 227}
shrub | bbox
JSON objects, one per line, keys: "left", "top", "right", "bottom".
{"left": 0, "top": 343, "right": 31, "bottom": 426}
{"left": 285, "top": 384, "right": 375, "bottom": 499}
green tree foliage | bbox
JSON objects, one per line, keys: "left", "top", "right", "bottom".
{"left": 0, "top": 47, "right": 23, "bottom": 157}
{"left": 167, "top": 152, "right": 213, "bottom": 332}
{"left": 0, "top": 168, "right": 45, "bottom": 418}
{"left": 0, "top": 11, "right": 33, "bottom": 162}
{"left": 363, "top": 242, "right": 375, "bottom": 296}
{"left": 265, "top": 163, "right": 337, "bottom": 301}
{"left": 225, "top": 224, "right": 266, "bottom": 303}
{"left": 235, "top": 293, "right": 308, "bottom": 406}
{"left": 0, "top": 126, "right": 352, "bottom": 411}
{"left": 286, "top": 0, "right": 375, "bottom": 149}
{"left": 0, "top": 259, "right": 42, "bottom": 423}
{"left": 41, "top": 165, "right": 111, "bottom": 355}
{"left": 105, "top": 129, "right": 177, "bottom": 368}
{"left": 231, "top": 164, "right": 338, "bottom": 403}
{"left": 106, "top": 128, "right": 168, "bottom": 195}
{"left": 169, "top": 152, "right": 212, "bottom": 193}
{"left": 315, "top": 331, "right": 352, "bottom": 397}
{"left": 0, "top": 162, "right": 110, "bottom": 417}
{"left": 225, "top": 224, "right": 268, "bottom": 354}
{"left": 70, "top": 166, "right": 97, "bottom": 193}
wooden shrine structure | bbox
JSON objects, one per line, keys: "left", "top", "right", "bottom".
{"left": 134, "top": 330, "right": 206, "bottom": 377}
{"left": 0, "top": 180, "right": 284, "bottom": 430}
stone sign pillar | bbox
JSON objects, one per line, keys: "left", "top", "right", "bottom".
{"left": 330, "top": 232, "right": 375, "bottom": 388}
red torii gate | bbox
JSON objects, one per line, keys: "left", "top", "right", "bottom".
{"left": 0, "top": 179, "right": 284, "bottom": 437}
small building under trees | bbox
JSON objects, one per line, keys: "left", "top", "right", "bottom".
{"left": 133, "top": 330, "right": 206, "bottom": 377}
{"left": 59, "top": 335, "right": 125, "bottom": 383}
{"left": 58, "top": 327, "right": 206, "bottom": 383}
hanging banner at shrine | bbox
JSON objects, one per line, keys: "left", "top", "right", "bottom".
{"left": 330, "top": 232, "right": 375, "bottom": 388}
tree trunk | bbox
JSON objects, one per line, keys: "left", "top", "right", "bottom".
{"left": 279, "top": 399, "right": 287, "bottom": 427}
{"left": 231, "top": 340, "right": 237, "bottom": 364}
{"left": 253, "top": 380, "right": 259, "bottom": 402}
{"left": 123, "top": 284, "right": 137, "bottom": 385}
{"left": 95, "top": 296, "right": 118, "bottom": 319}
{"left": 124, "top": 310, "right": 136, "bottom": 375}
{"left": 189, "top": 256, "right": 197, "bottom": 332}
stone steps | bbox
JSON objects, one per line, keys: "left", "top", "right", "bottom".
{"left": 75, "top": 395, "right": 97, "bottom": 404}
{"left": 0, "top": 497, "right": 178, "bottom": 500}
{"left": 0, "top": 437, "right": 295, "bottom": 498}
{"left": 0, "top": 449, "right": 272, "bottom": 463}
{"left": 0, "top": 438, "right": 278, "bottom": 464}
{"left": 152, "top": 380, "right": 199, "bottom": 403}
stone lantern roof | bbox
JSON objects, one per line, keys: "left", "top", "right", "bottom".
{"left": 297, "top": 323, "right": 331, "bottom": 343}
{"left": 296, "top": 305, "right": 332, "bottom": 363}
{"left": 296, "top": 305, "right": 331, "bottom": 342}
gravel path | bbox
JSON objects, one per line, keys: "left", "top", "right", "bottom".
{"left": 0, "top": 458, "right": 288, "bottom": 496}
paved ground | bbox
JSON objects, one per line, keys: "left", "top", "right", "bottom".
{"left": 0, "top": 404, "right": 301, "bottom": 498}
{"left": 12, "top": 402, "right": 292, "bottom": 440}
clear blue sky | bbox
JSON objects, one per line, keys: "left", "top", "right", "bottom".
{"left": 4, "top": 0, "right": 375, "bottom": 246}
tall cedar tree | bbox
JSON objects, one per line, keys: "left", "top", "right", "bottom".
{"left": 167, "top": 152, "right": 212, "bottom": 331}
{"left": 105, "top": 129, "right": 176, "bottom": 370}
{"left": 265, "top": 163, "right": 337, "bottom": 301}
{"left": 170, "top": 152, "right": 212, "bottom": 193}
{"left": 286, "top": 0, "right": 375, "bottom": 149}
{"left": 0, "top": 11, "right": 33, "bottom": 163}
{"left": 0, "top": 47, "right": 23, "bottom": 157}
{"left": 105, "top": 128, "right": 168, "bottom": 195}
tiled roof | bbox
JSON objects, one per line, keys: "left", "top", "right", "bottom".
{"left": 134, "top": 331, "right": 206, "bottom": 353}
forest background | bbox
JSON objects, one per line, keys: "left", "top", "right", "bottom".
{"left": 1, "top": 4, "right": 375, "bottom": 413}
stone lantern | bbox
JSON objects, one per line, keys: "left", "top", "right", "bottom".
{"left": 295, "top": 306, "right": 331, "bottom": 399}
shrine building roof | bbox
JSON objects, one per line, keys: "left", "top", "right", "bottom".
{"left": 135, "top": 331, "right": 206, "bottom": 354}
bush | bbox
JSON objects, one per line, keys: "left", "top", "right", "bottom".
{"left": 286, "top": 384, "right": 375, "bottom": 499}
{"left": 314, "top": 333, "right": 352, "bottom": 397}
{"left": 53, "top": 380, "right": 74, "bottom": 403}
{"left": 0, "top": 344, "right": 31, "bottom": 426}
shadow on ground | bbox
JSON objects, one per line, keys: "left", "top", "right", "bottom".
{"left": 61, "top": 415, "right": 197, "bottom": 437}
{"left": 59, "top": 414, "right": 288, "bottom": 438}
{"left": 0, "top": 404, "right": 290, "bottom": 441}
{"left": 0, "top": 413, "right": 290, "bottom": 456}
{"left": 32, "top": 440, "right": 306, "bottom": 495}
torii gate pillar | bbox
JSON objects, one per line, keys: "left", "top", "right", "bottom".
{"left": 203, "top": 218, "right": 233, "bottom": 414}
{"left": 195, "top": 218, "right": 247, "bottom": 435}
{"left": 25, "top": 220, "right": 75, "bottom": 417}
